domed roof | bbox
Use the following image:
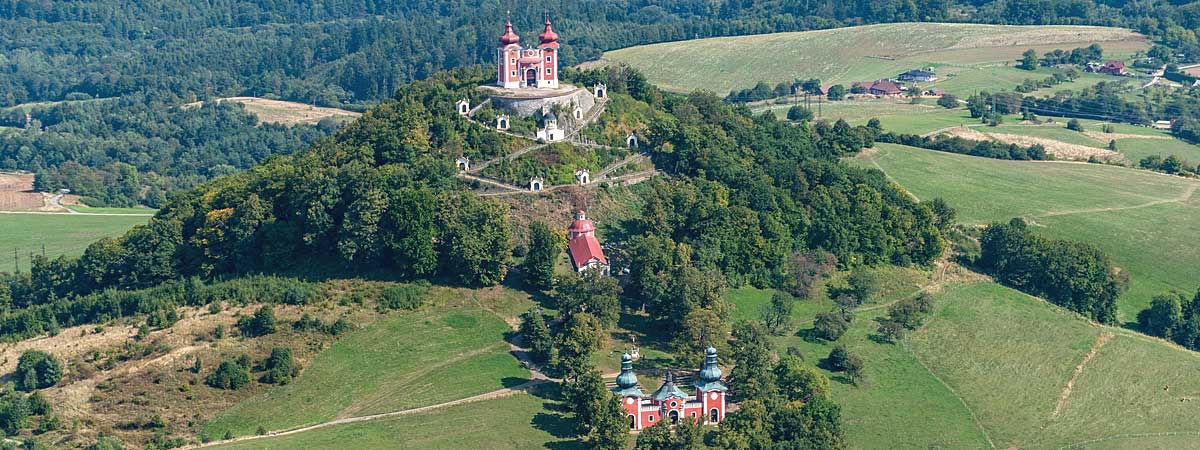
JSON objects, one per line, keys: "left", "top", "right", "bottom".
{"left": 568, "top": 210, "right": 594, "bottom": 234}
{"left": 698, "top": 346, "right": 722, "bottom": 382}
{"left": 538, "top": 20, "right": 559, "bottom": 44}
{"left": 616, "top": 354, "right": 638, "bottom": 388}
{"left": 498, "top": 21, "right": 520, "bottom": 46}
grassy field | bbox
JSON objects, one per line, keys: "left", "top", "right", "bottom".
{"left": 603, "top": 23, "right": 1148, "bottom": 95}
{"left": 63, "top": 205, "right": 158, "bottom": 215}
{"left": 184, "top": 97, "right": 361, "bottom": 126}
{"left": 0, "top": 213, "right": 148, "bottom": 263}
{"left": 853, "top": 144, "right": 1200, "bottom": 321}
{"left": 207, "top": 391, "right": 580, "bottom": 450}
{"left": 202, "top": 292, "right": 531, "bottom": 439}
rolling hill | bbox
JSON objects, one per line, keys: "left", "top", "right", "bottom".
{"left": 601, "top": 23, "right": 1149, "bottom": 95}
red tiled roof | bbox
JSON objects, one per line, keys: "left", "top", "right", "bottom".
{"left": 870, "top": 80, "right": 902, "bottom": 94}
{"left": 568, "top": 235, "right": 607, "bottom": 269}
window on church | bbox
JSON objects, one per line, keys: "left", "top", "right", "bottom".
{"left": 510, "top": 58, "right": 516, "bottom": 64}
{"left": 510, "top": 71, "right": 516, "bottom": 77}
{"left": 710, "top": 409, "right": 719, "bottom": 423}
{"left": 546, "top": 56, "right": 551, "bottom": 62}
{"left": 545, "top": 68, "right": 551, "bottom": 74}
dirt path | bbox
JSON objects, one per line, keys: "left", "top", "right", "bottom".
{"left": 864, "top": 149, "right": 919, "bottom": 201}
{"left": 1035, "top": 182, "right": 1198, "bottom": 219}
{"left": 1050, "top": 331, "right": 1112, "bottom": 419}
{"left": 177, "top": 381, "right": 548, "bottom": 449}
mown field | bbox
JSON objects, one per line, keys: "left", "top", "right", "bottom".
{"left": 853, "top": 144, "right": 1200, "bottom": 321}
{"left": 603, "top": 23, "right": 1148, "bottom": 95}
{"left": 202, "top": 288, "right": 533, "bottom": 440}
{"left": 0, "top": 213, "right": 149, "bottom": 263}
{"left": 207, "top": 392, "right": 579, "bottom": 450}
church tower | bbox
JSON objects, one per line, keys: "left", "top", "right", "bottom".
{"left": 693, "top": 347, "right": 728, "bottom": 424}
{"left": 495, "top": 19, "right": 560, "bottom": 89}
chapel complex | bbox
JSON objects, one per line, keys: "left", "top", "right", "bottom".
{"left": 496, "top": 20, "right": 560, "bottom": 89}
{"left": 613, "top": 347, "right": 728, "bottom": 430}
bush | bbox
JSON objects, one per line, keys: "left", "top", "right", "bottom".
{"left": 206, "top": 359, "right": 250, "bottom": 390}
{"left": 259, "top": 348, "right": 301, "bottom": 385}
{"left": 25, "top": 392, "right": 49, "bottom": 416}
{"left": 812, "top": 312, "right": 850, "bottom": 341}
{"left": 936, "top": 94, "right": 959, "bottom": 109}
{"left": 237, "top": 306, "right": 278, "bottom": 337}
{"left": 1067, "top": 119, "right": 1083, "bottom": 131}
{"left": 87, "top": 437, "right": 124, "bottom": 450}
{"left": 14, "top": 351, "right": 62, "bottom": 392}
{"left": 377, "top": 284, "right": 427, "bottom": 312}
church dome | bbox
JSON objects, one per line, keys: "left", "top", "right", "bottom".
{"left": 538, "top": 20, "right": 559, "bottom": 44}
{"left": 616, "top": 353, "right": 638, "bottom": 388}
{"left": 498, "top": 21, "right": 520, "bottom": 46}
{"left": 698, "top": 347, "right": 723, "bottom": 382}
{"left": 567, "top": 210, "right": 594, "bottom": 235}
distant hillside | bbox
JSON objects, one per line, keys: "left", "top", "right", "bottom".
{"left": 601, "top": 23, "right": 1149, "bottom": 95}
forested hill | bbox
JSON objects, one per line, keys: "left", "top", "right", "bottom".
{"left": 0, "top": 66, "right": 946, "bottom": 343}
{"left": 3, "top": 0, "right": 1198, "bottom": 108}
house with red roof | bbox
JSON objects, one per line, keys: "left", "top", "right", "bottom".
{"left": 567, "top": 210, "right": 609, "bottom": 274}
{"left": 852, "top": 79, "right": 904, "bottom": 97}
{"left": 1096, "top": 60, "right": 1126, "bottom": 76}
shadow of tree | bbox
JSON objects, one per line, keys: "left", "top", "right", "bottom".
{"left": 501, "top": 376, "right": 530, "bottom": 389}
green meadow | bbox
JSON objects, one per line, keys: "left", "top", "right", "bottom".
{"left": 0, "top": 213, "right": 149, "bottom": 263}
{"left": 604, "top": 23, "right": 1148, "bottom": 95}
{"left": 207, "top": 392, "right": 579, "bottom": 450}
{"left": 202, "top": 289, "right": 532, "bottom": 439}
{"left": 853, "top": 143, "right": 1200, "bottom": 321}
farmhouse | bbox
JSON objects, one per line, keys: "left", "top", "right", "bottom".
{"left": 567, "top": 210, "right": 609, "bottom": 274}
{"left": 854, "top": 79, "right": 904, "bottom": 96}
{"left": 898, "top": 69, "right": 937, "bottom": 82}
{"left": 1091, "top": 60, "right": 1126, "bottom": 76}
{"left": 613, "top": 347, "right": 728, "bottom": 431}
{"left": 496, "top": 20, "right": 560, "bottom": 89}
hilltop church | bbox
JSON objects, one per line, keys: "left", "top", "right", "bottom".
{"left": 612, "top": 347, "right": 728, "bottom": 430}
{"left": 496, "top": 19, "right": 560, "bottom": 89}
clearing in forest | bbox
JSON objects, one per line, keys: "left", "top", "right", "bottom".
{"left": 188, "top": 97, "right": 361, "bottom": 126}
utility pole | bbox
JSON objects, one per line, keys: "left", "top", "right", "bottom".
{"left": 13, "top": 248, "right": 17, "bottom": 273}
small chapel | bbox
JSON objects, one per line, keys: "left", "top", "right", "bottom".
{"left": 566, "top": 210, "right": 609, "bottom": 274}
{"left": 613, "top": 347, "right": 728, "bottom": 431}
{"left": 496, "top": 19, "right": 560, "bottom": 89}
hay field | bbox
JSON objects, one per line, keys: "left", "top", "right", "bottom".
{"left": 603, "top": 23, "right": 1148, "bottom": 95}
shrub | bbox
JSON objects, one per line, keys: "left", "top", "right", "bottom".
{"left": 812, "top": 312, "right": 850, "bottom": 341}
{"left": 237, "top": 306, "right": 278, "bottom": 337}
{"left": 377, "top": 284, "right": 426, "bottom": 312}
{"left": 259, "top": 348, "right": 300, "bottom": 385}
{"left": 1067, "top": 119, "right": 1083, "bottom": 131}
{"left": 14, "top": 351, "right": 62, "bottom": 392}
{"left": 206, "top": 360, "right": 250, "bottom": 390}
{"left": 88, "top": 437, "right": 124, "bottom": 450}
{"left": 25, "top": 392, "right": 49, "bottom": 416}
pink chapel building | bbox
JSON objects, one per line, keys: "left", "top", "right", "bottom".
{"left": 566, "top": 210, "right": 609, "bottom": 274}
{"left": 496, "top": 20, "right": 560, "bottom": 89}
{"left": 612, "top": 347, "right": 728, "bottom": 431}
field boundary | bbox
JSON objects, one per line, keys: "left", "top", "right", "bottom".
{"left": 1049, "top": 331, "right": 1112, "bottom": 419}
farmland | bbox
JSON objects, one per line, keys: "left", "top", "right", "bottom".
{"left": 187, "top": 97, "right": 361, "bottom": 126}
{"left": 853, "top": 143, "right": 1200, "bottom": 321}
{"left": 0, "top": 213, "right": 149, "bottom": 262}
{"left": 603, "top": 23, "right": 1148, "bottom": 95}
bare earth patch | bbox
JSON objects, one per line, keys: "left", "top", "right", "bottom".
{"left": 1082, "top": 130, "right": 1170, "bottom": 142}
{"left": 936, "top": 127, "right": 1124, "bottom": 162}
{"left": 186, "top": 97, "right": 361, "bottom": 126}
{"left": 0, "top": 172, "right": 50, "bottom": 211}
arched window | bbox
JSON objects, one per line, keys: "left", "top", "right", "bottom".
{"left": 628, "top": 415, "right": 636, "bottom": 429}
{"left": 669, "top": 410, "right": 679, "bottom": 424}
{"left": 710, "top": 408, "right": 719, "bottom": 423}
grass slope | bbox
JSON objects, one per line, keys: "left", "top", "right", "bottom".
{"left": 853, "top": 144, "right": 1200, "bottom": 320}
{"left": 0, "top": 214, "right": 148, "bottom": 262}
{"left": 202, "top": 294, "right": 530, "bottom": 439}
{"left": 910, "top": 282, "right": 1200, "bottom": 449}
{"left": 603, "top": 23, "right": 1147, "bottom": 95}
{"left": 207, "top": 392, "right": 580, "bottom": 450}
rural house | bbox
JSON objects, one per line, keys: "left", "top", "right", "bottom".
{"left": 1092, "top": 60, "right": 1126, "bottom": 76}
{"left": 854, "top": 79, "right": 904, "bottom": 96}
{"left": 898, "top": 69, "right": 937, "bottom": 82}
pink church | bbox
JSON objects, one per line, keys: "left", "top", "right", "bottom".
{"left": 496, "top": 20, "right": 560, "bottom": 89}
{"left": 613, "top": 347, "right": 728, "bottom": 431}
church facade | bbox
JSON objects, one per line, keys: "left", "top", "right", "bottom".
{"left": 496, "top": 20, "right": 560, "bottom": 89}
{"left": 566, "top": 210, "right": 609, "bottom": 274}
{"left": 613, "top": 347, "right": 728, "bottom": 431}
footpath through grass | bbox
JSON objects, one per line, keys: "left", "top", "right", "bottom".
{"left": 207, "top": 391, "right": 579, "bottom": 450}
{"left": 854, "top": 144, "right": 1200, "bottom": 320}
{"left": 202, "top": 289, "right": 531, "bottom": 439}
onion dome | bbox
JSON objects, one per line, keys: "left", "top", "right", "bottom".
{"left": 498, "top": 21, "right": 520, "bottom": 46}
{"left": 567, "top": 210, "right": 594, "bottom": 236}
{"left": 613, "top": 353, "right": 644, "bottom": 397}
{"left": 694, "top": 346, "right": 729, "bottom": 392}
{"left": 538, "top": 20, "right": 559, "bottom": 45}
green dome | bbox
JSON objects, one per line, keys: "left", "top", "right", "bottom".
{"left": 616, "top": 353, "right": 639, "bottom": 388}
{"left": 699, "top": 347, "right": 722, "bottom": 382}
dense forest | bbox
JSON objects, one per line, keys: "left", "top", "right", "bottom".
{"left": 3, "top": 0, "right": 1200, "bottom": 206}
{"left": 0, "top": 97, "right": 330, "bottom": 207}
